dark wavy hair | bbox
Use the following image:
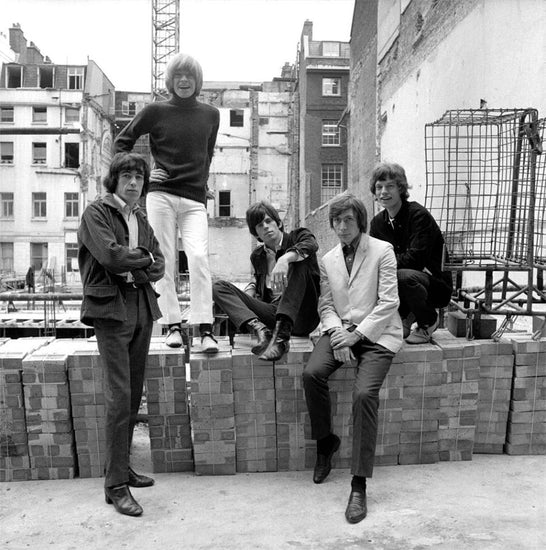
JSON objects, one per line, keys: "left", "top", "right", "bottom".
{"left": 328, "top": 193, "right": 368, "bottom": 233}
{"left": 369, "top": 162, "right": 410, "bottom": 200}
{"left": 246, "top": 201, "right": 283, "bottom": 238}
{"left": 103, "top": 152, "right": 151, "bottom": 195}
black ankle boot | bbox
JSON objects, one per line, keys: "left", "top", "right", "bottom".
{"left": 259, "top": 316, "right": 292, "bottom": 361}
{"left": 246, "top": 318, "right": 272, "bottom": 356}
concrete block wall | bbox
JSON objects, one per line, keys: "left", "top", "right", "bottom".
{"left": 1, "top": 331, "right": 546, "bottom": 483}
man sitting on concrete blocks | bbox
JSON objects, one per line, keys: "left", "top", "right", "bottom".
{"left": 303, "top": 193, "right": 402, "bottom": 524}
{"left": 369, "top": 162, "right": 453, "bottom": 344}
{"left": 213, "top": 200, "right": 320, "bottom": 362}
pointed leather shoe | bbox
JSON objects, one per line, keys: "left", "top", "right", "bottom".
{"left": 105, "top": 484, "right": 143, "bottom": 517}
{"left": 345, "top": 490, "right": 367, "bottom": 523}
{"left": 259, "top": 337, "right": 290, "bottom": 362}
{"left": 128, "top": 467, "right": 154, "bottom": 488}
{"left": 313, "top": 434, "right": 340, "bottom": 484}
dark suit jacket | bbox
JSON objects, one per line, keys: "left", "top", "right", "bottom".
{"left": 77, "top": 193, "right": 165, "bottom": 326}
{"left": 248, "top": 228, "right": 320, "bottom": 304}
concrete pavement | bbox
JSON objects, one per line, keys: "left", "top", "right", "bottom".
{"left": 1, "top": 454, "right": 545, "bottom": 550}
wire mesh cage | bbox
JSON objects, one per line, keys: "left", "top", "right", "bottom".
{"left": 425, "top": 108, "right": 543, "bottom": 267}
{"left": 424, "top": 108, "right": 545, "bottom": 320}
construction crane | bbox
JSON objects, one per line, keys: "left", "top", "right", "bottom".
{"left": 151, "top": 0, "right": 180, "bottom": 101}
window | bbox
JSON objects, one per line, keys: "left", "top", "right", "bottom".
{"left": 322, "top": 120, "right": 340, "bottom": 146}
{"left": 67, "top": 67, "right": 84, "bottom": 90}
{"left": 0, "top": 193, "right": 14, "bottom": 219}
{"left": 322, "top": 42, "right": 340, "bottom": 57}
{"left": 64, "top": 143, "right": 79, "bottom": 168}
{"left": 38, "top": 66, "right": 54, "bottom": 88}
{"left": 0, "top": 142, "right": 14, "bottom": 164}
{"left": 322, "top": 77, "right": 341, "bottom": 97}
{"left": 65, "top": 107, "right": 79, "bottom": 123}
{"left": 65, "top": 243, "right": 78, "bottom": 272}
{"left": 32, "top": 192, "right": 47, "bottom": 218}
{"left": 32, "top": 106, "right": 47, "bottom": 123}
{"left": 230, "top": 109, "right": 244, "bottom": 127}
{"left": 218, "top": 190, "right": 231, "bottom": 217}
{"left": 30, "top": 242, "right": 48, "bottom": 271}
{"left": 0, "top": 242, "right": 14, "bottom": 272}
{"left": 0, "top": 107, "right": 14, "bottom": 123}
{"left": 121, "top": 101, "right": 136, "bottom": 116}
{"left": 65, "top": 192, "right": 79, "bottom": 218}
{"left": 32, "top": 142, "right": 47, "bottom": 164}
{"left": 6, "top": 65, "right": 22, "bottom": 88}
{"left": 321, "top": 164, "right": 343, "bottom": 203}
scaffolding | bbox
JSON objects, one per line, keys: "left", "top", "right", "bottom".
{"left": 151, "top": 0, "right": 180, "bottom": 101}
{"left": 424, "top": 108, "right": 545, "bottom": 333}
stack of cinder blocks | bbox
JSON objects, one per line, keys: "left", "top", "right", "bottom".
{"left": 506, "top": 336, "right": 546, "bottom": 455}
{"left": 22, "top": 339, "right": 77, "bottom": 479}
{"left": 232, "top": 336, "right": 277, "bottom": 473}
{"left": 375, "top": 361, "right": 404, "bottom": 466}
{"left": 329, "top": 360, "right": 356, "bottom": 469}
{"left": 274, "top": 337, "right": 314, "bottom": 471}
{"left": 397, "top": 343, "right": 442, "bottom": 465}
{"left": 0, "top": 338, "right": 52, "bottom": 482}
{"left": 435, "top": 333, "right": 480, "bottom": 461}
{"left": 146, "top": 338, "right": 193, "bottom": 473}
{"left": 67, "top": 339, "right": 105, "bottom": 478}
{"left": 190, "top": 336, "right": 236, "bottom": 475}
{"left": 474, "top": 339, "right": 514, "bottom": 453}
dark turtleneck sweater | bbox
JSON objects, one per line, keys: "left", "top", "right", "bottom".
{"left": 114, "top": 95, "right": 220, "bottom": 205}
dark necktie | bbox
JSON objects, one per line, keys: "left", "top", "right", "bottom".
{"left": 343, "top": 244, "right": 355, "bottom": 275}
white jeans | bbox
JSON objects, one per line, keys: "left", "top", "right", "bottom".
{"left": 146, "top": 191, "right": 213, "bottom": 326}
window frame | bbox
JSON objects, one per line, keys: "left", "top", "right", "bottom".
{"left": 229, "top": 109, "right": 244, "bottom": 128}
{"left": 65, "top": 107, "right": 79, "bottom": 123}
{"left": 218, "top": 190, "right": 231, "bottom": 217}
{"left": 32, "top": 106, "right": 47, "bottom": 124}
{"left": 0, "top": 106, "right": 14, "bottom": 123}
{"left": 64, "top": 192, "right": 79, "bottom": 218}
{"left": 32, "top": 192, "right": 47, "bottom": 218}
{"left": 32, "top": 142, "right": 47, "bottom": 165}
{"left": 0, "top": 141, "right": 14, "bottom": 164}
{"left": 67, "top": 67, "right": 84, "bottom": 90}
{"left": 321, "top": 120, "right": 341, "bottom": 146}
{"left": 6, "top": 65, "right": 22, "bottom": 88}
{"left": 64, "top": 142, "right": 80, "bottom": 169}
{"left": 0, "top": 192, "right": 14, "bottom": 219}
{"left": 321, "top": 163, "right": 344, "bottom": 203}
{"left": 0, "top": 242, "right": 14, "bottom": 272}
{"left": 322, "top": 77, "right": 341, "bottom": 97}
{"left": 65, "top": 243, "right": 78, "bottom": 272}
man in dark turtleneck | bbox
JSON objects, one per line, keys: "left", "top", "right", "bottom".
{"left": 115, "top": 53, "right": 220, "bottom": 354}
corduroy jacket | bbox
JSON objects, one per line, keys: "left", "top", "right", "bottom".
{"left": 77, "top": 193, "right": 165, "bottom": 326}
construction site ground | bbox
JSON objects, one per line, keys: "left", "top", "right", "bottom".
{"left": 1, "top": 425, "right": 544, "bottom": 550}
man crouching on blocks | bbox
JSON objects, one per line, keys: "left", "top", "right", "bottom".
{"left": 213, "top": 200, "right": 320, "bottom": 361}
{"left": 303, "top": 193, "right": 403, "bottom": 524}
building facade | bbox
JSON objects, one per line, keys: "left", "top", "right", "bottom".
{"left": 0, "top": 24, "right": 115, "bottom": 282}
{"left": 350, "top": 0, "right": 546, "bottom": 206}
{"left": 291, "top": 20, "right": 350, "bottom": 231}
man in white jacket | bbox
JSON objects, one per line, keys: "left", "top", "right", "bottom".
{"left": 303, "top": 193, "right": 403, "bottom": 524}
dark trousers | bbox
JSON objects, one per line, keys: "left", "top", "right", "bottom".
{"left": 398, "top": 268, "right": 450, "bottom": 327}
{"left": 303, "top": 334, "right": 394, "bottom": 477}
{"left": 213, "top": 261, "right": 320, "bottom": 336}
{"left": 93, "top": 287, "right": 153, "bottom": 488}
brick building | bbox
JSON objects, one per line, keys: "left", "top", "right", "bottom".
{"left": 291, "top": 20, "right": 350, "bottom": 231}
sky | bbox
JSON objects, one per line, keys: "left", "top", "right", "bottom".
{"left": 1, "top": 0, "right": 355, "bottom": 91}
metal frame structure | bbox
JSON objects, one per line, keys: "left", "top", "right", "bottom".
{"left": 151, "top": 0, "right": 180, "bottom": 101}
{"left": 425, "top": 108, "right": 545, "bottom": 337}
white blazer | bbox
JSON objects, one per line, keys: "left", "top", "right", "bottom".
{"left": 319, "top": 233, "right": 403, "bottom": 353}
